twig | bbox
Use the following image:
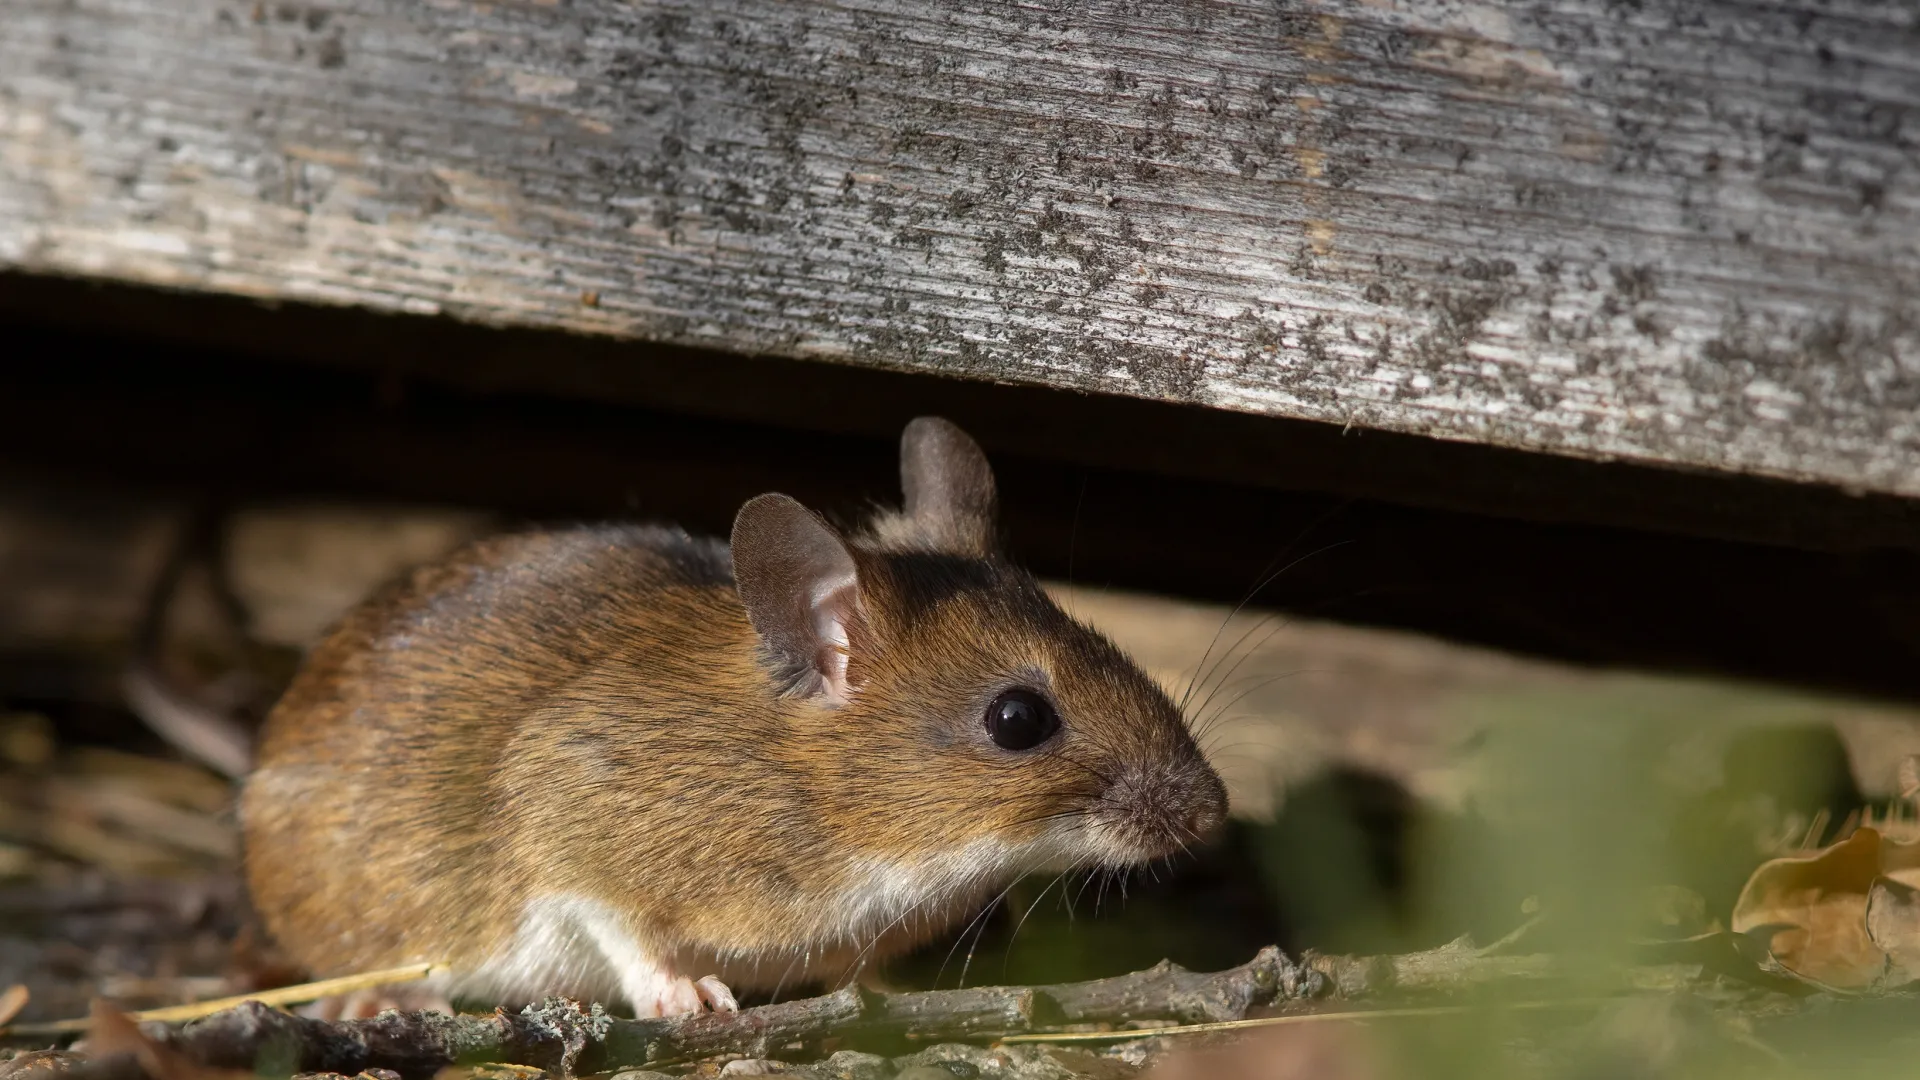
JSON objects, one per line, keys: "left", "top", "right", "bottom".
{"left": 997, "top": 996, "right": 1626, "bottom": 1044}
{"left": 123, "top": 504, "right": 256, "bottom": 782}
{"left": 16, "top": 941, "right": 1644, "bottom": 1078}
{"left": 1304, "top": 936, "right": 1582, "bottom": 997}
{"left": 608, "top": 944, "right": 1318, "bottom": 1069}
{"left": 2, "top": 965, "right": 437, "bottom": 1036}
{"left": 120, "top": 666, "right": 251, "bottom": 784}
{"left": 20, "top": 949, "right": 1305, "bottom": 1079}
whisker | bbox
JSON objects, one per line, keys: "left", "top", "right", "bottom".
{"left": 1095, "top": 865, "right": 1123, "bottom": 915}
{"left": 956, "top": 893, "right": 1002, "bottom": 990}
{"left": 1187, "top": 614, "right": 1307, "bottom": 737}
{"left": 842, "top": 902, "right": 918, "bottom": 984}
{"left": 1001, "top": 806, "right": 1099, "bottom": 831}
{"left": 1049, "top": 748, "right": 1117, "bottom": 788}
{"left": 921, "top": 807, "right": 1099, "bottom": 989}
{"left": 1179, "top": 536, "right": 1354, "bottom": 714}
{"left": 937, "top": 880, "right": 1018, "bottom": 989}
{"left": 1186, "top": 610, "right": 1287, "bottom": 727}
{"left": 1000, "top": 872, "right": 1069, "bottom": 983}
{"left": 1191, "top": 739, "right": 1278, "bottom": 762}
{"left": 769, "top": 946, "right": 808, "bottom": 1005}
{"left": 1060, "top": 867, "right": 1092, "bottom": 921}
{"left": 1193, "top": 670, "right": 1315, "bottom": 740}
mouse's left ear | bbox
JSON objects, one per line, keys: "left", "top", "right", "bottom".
{"left": 900, "top": 417, "right": 998, "bottom": 557}
{"left": 732, "top": 494, "right": 862, "bottom": 705}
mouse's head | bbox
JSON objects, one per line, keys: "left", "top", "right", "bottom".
{"left": 731, "top": 417, "right": 1227, "bottom": 880}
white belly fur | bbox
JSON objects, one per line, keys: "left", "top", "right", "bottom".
{"left": 457, "top": 822, "right": 1101, "bottom": 1013}
{"left": 455, "top": 894, "right": 662, "bottom": 1011}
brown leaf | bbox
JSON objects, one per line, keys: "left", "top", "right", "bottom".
{"left": 0, "top": 984, "right": 28, "bottom": 1027}
{"left": 1729, "top": 826, "right": 1920, "bottom": 989}
{"left": 1877, "top": 831, "right": 1920, "bottom": 888}
{"left": 81, "top": 1000, "right": 253, "bottom": 1080}
{"left": 1731, "top": 826, "right": 1884, "bottom": 988}
{"left": 85, "top": 1000, "right": 179, "bottom": 1080}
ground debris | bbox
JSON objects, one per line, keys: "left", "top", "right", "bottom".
{"left": 0, "top": 951, "right": 1310, "bottom": 1079}
{"left": 0, "top": 933, "right": 1833, "bottom": 1080}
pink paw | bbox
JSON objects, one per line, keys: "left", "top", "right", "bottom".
{"left": 696, "top": 976, "right": 739, "bottom": 1013}
{"left": 633, "top": 974, "right": 737, "bottom": 1017}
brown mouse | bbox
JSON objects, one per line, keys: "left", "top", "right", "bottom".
{"left": 240, "top": 417, "right": 1228, "bottom": 1017}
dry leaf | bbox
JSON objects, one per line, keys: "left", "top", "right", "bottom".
{"left": 1878, "top": 829, "right": 1920, "bottom": 882}
{"left": 85, "top": 1000, "right": 185, "bottom": 1080}
{"left": 0, "top": 984, "right": 27, "bottom": 1027}
{"left": 1865, "top": 876, "right": 1920, "bottom": 984}
{"left": 1730, "top": 825, "right": 1920, "bottom": 989}
{"left": 81, "top": 1000, "right": 252, "bottom": 1080}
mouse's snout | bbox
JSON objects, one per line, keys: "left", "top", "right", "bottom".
{"left": 1099, "top": 758, "right": 1230, "bottom": 861}
{"left": 1184, "top": 770, "right": 1229, "bottom": 840}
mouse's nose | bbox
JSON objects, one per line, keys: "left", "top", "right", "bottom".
{"left": 1182, "top": 770, "right": 1229, "bottom": 840}
{"left": 1184, "top": 802, "right": 1225, "bottom": 841}
{"left": 1106, "top": 760, "right": 1230, "bottom": 857}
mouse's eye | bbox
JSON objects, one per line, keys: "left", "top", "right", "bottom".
{"left": 985, "top": 688, "right": 1060, "bottom": 752}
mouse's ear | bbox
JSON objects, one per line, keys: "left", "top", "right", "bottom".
{"left": 900, "top": 416, "right": 998, "bottom": 557}
{"left": 732, "top": 493, "right": 861, "bottom": 704}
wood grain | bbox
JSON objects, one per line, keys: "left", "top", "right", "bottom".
{"left": 1, "top": 0, "right": 1916, "bottom": 494}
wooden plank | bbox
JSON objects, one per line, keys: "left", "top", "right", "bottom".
{"left": 1, "top": 0, "right": 1917, "bottom": 498}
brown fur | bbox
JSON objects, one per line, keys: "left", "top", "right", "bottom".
{"left": 242, "top": 419, "right": 1226, "bottom": 1006}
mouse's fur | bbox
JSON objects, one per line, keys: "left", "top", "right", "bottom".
{"left": 241, "top": 418, "right": 1227, "bottom": 1016}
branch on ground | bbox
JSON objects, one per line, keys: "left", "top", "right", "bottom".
{"left": 11, "top": 940, "right": 1640, "bottom": 1080}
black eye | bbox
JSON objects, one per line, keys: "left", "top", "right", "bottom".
{"left": 985, "top": 688, "right": 1060, "bottom": 752}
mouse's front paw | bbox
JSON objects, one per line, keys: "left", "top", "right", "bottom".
{"left": 694, "top": 975, "right": 739, "bottom": 1012}
{"left": 635, "top": 973, "right": 738, "bottom": 1017}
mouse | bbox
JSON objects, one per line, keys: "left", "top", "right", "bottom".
{"left": 240, "top": 416, "right": 1229, "bottom": 1018}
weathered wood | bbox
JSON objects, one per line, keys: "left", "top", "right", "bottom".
{"left": 2, "top": 1, "right": 1916, "bottom": 494}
